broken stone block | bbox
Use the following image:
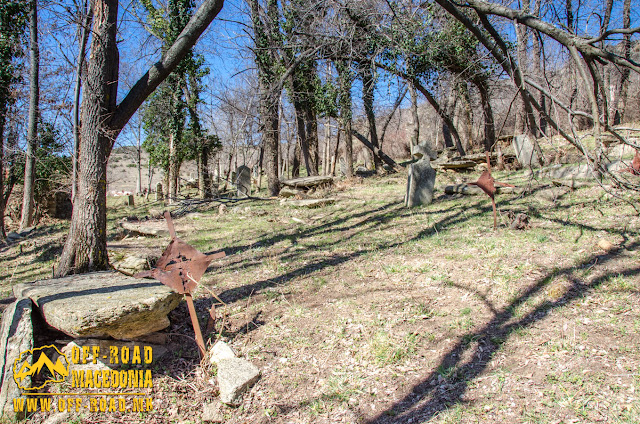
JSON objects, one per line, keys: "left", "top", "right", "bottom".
{"left": 209, "top": 341, "right": 236, "bottom": 365}
{"left": 216, "top": 357, "right": 260, "bottom": 406}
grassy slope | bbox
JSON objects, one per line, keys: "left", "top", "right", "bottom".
{"left": 1, "top": 168, "right": 639, "bottom": 424}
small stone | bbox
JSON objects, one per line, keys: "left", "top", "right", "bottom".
{"left": 209, "top": 341, "right": 236, "bottom": 365}
{"left": 281, "top": 198, "right": 336, "bottom": 208}
{"left": 202, "top": 401, "right": 224, "bottom": 423}
{"left": 597, "top": 239, "right": 615, "bottom": 252}
{"left": 111, "top": 255, "right": 150, "bottom": 276}
{"left": 217, "top": 357, "right": 261, "bottom": 406}
{"left": 218, "top": 204, "right": 227, "bottom": 215}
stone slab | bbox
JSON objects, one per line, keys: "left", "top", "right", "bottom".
{"left": 13, "top": 272, "right": 182, "bottom": 340}
{"left": 0, "top": 299, "right": 33, "bottom": 419}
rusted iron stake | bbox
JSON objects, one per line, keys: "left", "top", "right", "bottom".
{"left": 185, "top": 293, "right": 206, "bottom": 358}
{"left": 468, "top": 151, "right": 515, "bottom": 230}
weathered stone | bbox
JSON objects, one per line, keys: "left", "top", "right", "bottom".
{"left": 61, "top": 339, "right": 167, "bottom": 370}
{"left": 432, "top": 160, "right": 477, "bottom": 170}
{"left": 0, "top": 299, "right": 33, "bottom": 419}
{"left": 209, "top": 341, "right": 236, "bottom": 365}
{"left": 597, "top": 239, "right": 615, "bottom": 252}
{"left": 111, "top": 255, "right": 150, "bottom": 276}
{"left": 411, "top": 143, "right": 437, "bottom": 161}
{"left": 339, "top": 157, "right": 347, "bottom": 176}
{"left": 444, "top": 184, "right": 515, "bottom": 195}
{"left": 513, "top": 135, "right": 540, "bottom": 168}
{"left": 236, "top": 165, "right": 251, "bottom": 197}
{"left": 218, "top": 204, "right": 227, "bottom": 215}
{"left": 217, "top": 357, "right": 260, "bottom": 406}
{"left": 13, "top": 272, "right": 182, "bottom": 340}
{"left": 534, "top": 187, "right": 570, "bottom": 204}
{"left": 405, "top": 157, "right": 436, "bottom": 207}
{"left": 116, "top": 194, "right": 135, "bottom": 207}
{"left": 155, "top": 183, "right": 164, "bottom": 201}
{"left": 202, "top": 401, "right": 225, "bottom": 423}
{"left": 444, "top": 184, "right": 484, "bottom": 195}
{"left": 121, "top": 221, "right": 169, "bottom": 237}
{"left": 6, "top": 232, "right": 21, "bottom": 242}
{"left": 280, "top": 198, "right": 336, "bottom": 208}
{"left": 281, "top": 176, "right": 334, "bottom": 189}
{"left": 279, "top": 187, "right": 304, "bottom": 198}
{"left": 510, "top": 213, "right": 529, "bottom": 230}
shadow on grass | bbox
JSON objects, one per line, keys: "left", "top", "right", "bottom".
{"left": 365, "top": 240, "right": 639, "bottom": 423}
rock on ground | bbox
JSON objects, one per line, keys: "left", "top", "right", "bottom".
{"left": 217, "top": 357, "right": 261, "bottom": 406}
{"left": 209, "top": 341, "right": 237, "bottom": 364}
{"left": 202, "top": 401, "right": 225, "bottom": 423}
{"left": 0, "top": 299, "right": 33, "bottom": 419}
{"left": 13, "top": 272, "right": 181, "bottom": 340}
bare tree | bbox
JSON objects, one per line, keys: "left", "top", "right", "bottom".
{"left": 19, "top": 0, "right": 40, "bottom": 230}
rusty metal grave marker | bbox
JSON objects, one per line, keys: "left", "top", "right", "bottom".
{"left": 136, "top": 212, "right": 225, "bottom": 358}
{"left": 467, "top": 152, "right": 515, "bottom": 230}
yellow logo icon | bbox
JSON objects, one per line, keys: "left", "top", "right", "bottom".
{"left": 13, "top": 345, "right": 69, "bottom": 390}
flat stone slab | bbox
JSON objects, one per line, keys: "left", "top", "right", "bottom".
{"left": 13, "top": 272, "right": 182, "bottom": 340}
{"left": 0, "top": 299, "right": 33, "bottom": 419}
{"left": 281, "top": 176, "right": 334, "bottom": 189}
{"left": 433, "top": 160, "right": 477, "bottom": 170}
{"left": 445, "top": 184, "right": 484, "bottom": 195}
{"left": 121, "top": 221, "right": 169, "bottom": 237}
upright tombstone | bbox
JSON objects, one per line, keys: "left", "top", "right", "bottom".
{"left": 155, "top": 182, "right": 164, "bottom": 201}
{"left": 513, "top": 135, "right": 539, "bottom": 168}
{"left": 405, "top": 144, "right": 437, "bottom": 208}
{"left": 339, "top": 157, "right": 347, "bottom": 177}
{"left": 236, "top": 165, "right": 251, "bottom": 197}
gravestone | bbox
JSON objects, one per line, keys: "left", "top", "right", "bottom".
{"left": 155, "top": 182, "right": 163, "bottom": 201}
{"left": 236, "top": 165, "right": 251, "bottom": 197}
{"left": 405, "top": 144, "right": 437, "bottom": 208}
{"left": 339, "top": 157, "right": 347, "bottom": 176}
{"left": 513, "top": 135, "right": 539, "bottom": 168}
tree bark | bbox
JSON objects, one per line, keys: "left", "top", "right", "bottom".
{"left": 409, "top": 81, "right": 419, "bottom": 147}
{"left": 20, "top": 0, "right": 39, "bottom": 230}
{"left": 473, "top": 77, "right": 496, "bottom": 152}
{"left": 336, "top": 60, "right": 353, "bottom": 177}
{"left": 615, "top": 0, "right": 631, "bottom": 123}
{"left": 57, "top": 0, "right": 119, "bottom": 276}
{"left": 72, "top": 0, "right": 92, "bottom": 204}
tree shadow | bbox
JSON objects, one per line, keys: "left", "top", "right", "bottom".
{"left": 366, "top": 240, "right": 640, "bottom": 423}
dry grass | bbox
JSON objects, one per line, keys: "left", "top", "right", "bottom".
{"left": 1, "top": 167, "right": 639, "bottom": 424}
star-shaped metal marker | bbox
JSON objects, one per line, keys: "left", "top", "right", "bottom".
{"left": 136, "top": 212, "right": 225, "bottom": 358}
{"left": 468, "top": 152, "right": 515, "bottom": 229}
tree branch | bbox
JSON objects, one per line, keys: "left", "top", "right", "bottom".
{"left": 110, "top": 0, "right": 225, "bottom": 133}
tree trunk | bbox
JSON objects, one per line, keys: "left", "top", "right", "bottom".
{"left": 20, "top": 0, "right": 39, "bottom": 230}
{"left": 72, "top": 0, "right": 92, "bottom": 204}
{"left": 0, "top": 113, "right": 6, "bottom": 239}
{"left": 336, "top": 60, "right": 353, "bottom": 177}
{"left": 361, "top": 64, "right": 381, "bottom": 172}
{"left": 409, "top": 81, "right": 419, "bottom": 147}
{"left": 260, "top": 83, "right": 280, "bottom": 195}
{"left": 56, "top": 0, "right": 119, "bottom": 276}
{"left": 474, "top": 77, "right": 496, "bottom": 152}
{"left": 615, "top": 0, "right": 631, "bottom": 123}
